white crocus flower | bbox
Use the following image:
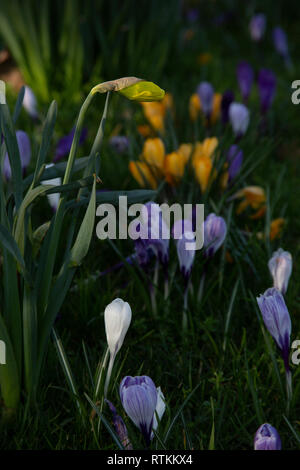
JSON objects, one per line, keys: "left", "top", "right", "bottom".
{"left": 104, "top": 298, "right": 132, "bottom": 396}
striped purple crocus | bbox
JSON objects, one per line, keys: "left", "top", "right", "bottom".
{"left": 23, "top": 86, "right": 39, "bottom": 120}
{"left": 254, "top": 423, "right": 281, "bottom": 450}
{"left": 257, "top": 69, "right": 276, "bottom": 114}
{"left": 256, "top": 287, "right": 291, "bottom": 373}
{"left": 203, "top": 213, "right": 227, "bottom": 258}
{"left": 3, "top": 130, "right": 31, "bottom": 180}
{"left": 120, "top": 375, "right": 158, "bottom": 446}
{"left": 237, "top": 61, "right": 254, "bottom": 103}
{"left": 273, "top": 27, "right": 289, "bottom": 60}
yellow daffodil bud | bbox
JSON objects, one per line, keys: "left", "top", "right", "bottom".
{"left": 142, "top": 137, "right": 165, "bottom": 176}
{"left": 129, "top": 161, "right": 157, "bottom": 189}
{"left": 194, "top": 155, "right": 213, "bottom": 192}
{"left": 92, "top": 77, "right": 165, "bottom": 102}
{"left": 164, "top": 151, "right": 186, "bottom": 185}
{"left": 189, "top": 93, "right": 201, "bottom": 121}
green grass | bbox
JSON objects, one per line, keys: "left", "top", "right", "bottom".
{"left": 1, "top": 0, "right": 300, "bottom": 450}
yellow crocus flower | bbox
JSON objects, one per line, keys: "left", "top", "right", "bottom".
{"left": 142, "top": 137, "right": 165, "bottom": 176}
{"left": 234, "top": 186, "right": 266, "bottom": 216}
{"left": 177, "top": 143, "right": 193, "bottom": 164}
{"left": 270, "top": 218, "right": 285, "bottom": 241}
{"left": 129, "top": 161, "right": 157, "bottom": 189}
{"left": 164, "top": 151, "right": 186, "bottom": 186}
{"left": 194, "top": 155, "right": 213, "bottom": 192}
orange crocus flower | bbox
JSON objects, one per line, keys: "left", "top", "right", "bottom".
{"left": 141, "top": 137, "right": 165, "bottom": 177}
{"left": 164, "top": 151, "right": 186, "bottom": 186}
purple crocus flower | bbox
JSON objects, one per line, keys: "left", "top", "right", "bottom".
{"left": 23, "top": 86, "right": 39, "bottom": 120}
{"left": 109, "top": 135, "right": 130, "bottom": 154}
{"left": 268, "top": 248, "right": 292, "bottom": 295}
{"left": 227, "top": 145, "right": 243, "bottom": 183}
{"left": 249, "top": 14, "right": 266, "bottom": 42}
{"left": 236, "top": 62, "right": 254, "bottom": 102}
{"left": 120, "top": 375, "right": 158, "bottom": 446}
{"left": 106, "top": 399, "right": 132, "bottom": 449}
{"left": 203, "top": 213, "right": 227, "bottom": 258}
{"left": 221, "top": 90, "right": 235, "bottom": 124}
{"left": 3, "top": 130, "right": 31, "bottom": 180}
{"left": 229, "top": 102, "right": 250, "bottom": 137}
{"left": 273, "top": 27, "right": 289, "bottom": 59}
{"left": 196, "top": 82, "right": 214, "bottom": 118}
{"left": 254, "top": 423, "right": 281, "bottom": 450}
{"left": 256, "top": 287, "right": 291, "bottom": 372}
{"left": 257, "top": 69, "right": 276, "bottom": 114}
{"left": 53, "top": 127, "right": 88, "bottom": 162}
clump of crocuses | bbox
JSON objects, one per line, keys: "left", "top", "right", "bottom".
{"left": 254, "top": 423, "right": 281, "bottom": 450}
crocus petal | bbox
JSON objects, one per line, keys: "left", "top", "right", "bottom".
{"left": 254, "top": 423, "right": 281, "bottom": 450}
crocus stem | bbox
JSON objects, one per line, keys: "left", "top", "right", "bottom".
{"left": 104, "top": 352, "right": 116, "bottom": 398}
{"left": 182, "top": 277, "right": 190, "bottom": 331}
{"left": 286, "top": 368, "right": 292, "bottom": 411}
{"left": 164, "top": 277, "right": 169, "bottom": 300}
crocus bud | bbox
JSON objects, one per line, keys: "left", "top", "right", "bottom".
{"left": 109, "top": 135, "right": 130, "bottom": 154}
{"left": 229, "top": 102, "right": 250, "bottom": 137}
{"left": 273, "top": 27, "right": 289, "bottom": 59}
{"left": 256, "top": 287, "right": 291, "bottom": 372}
{"left": 258, "top": 69, "right": 276, "bottom": 114}
{"left": 173, "top": 220, "right": 195, "bottom": 282}
{"left": 196, "top": 82, "right": 214, "bottom": 118}
{"left": 105, "top": 298, "right": 132, "bottom": 356}
{"left": 120, "top": 375, "right": 158, "bottom": 446}
{"left": 203, "top": 213, "right": 227, "bottom": 257}
{"left": 23, "top": 86, "right": 38, "bottom": 119}
{"left": 41, "top": 163, "right": 62, "bottom": 211}
{"left": 106, "top": 399, "right": 132, "bottom": 449}
{"left": 254, "top": 423, "right": 281, "bottom": 450}
{"left": 3, "top": 130, "right": 31, "bottom": 180}
{"left": 221, "top": 90, "right": 235, "bottom": 124}
{"left": 268, "top": 248, "right": 292, "bottom": 295}
{"left": 104, "top": 298, "right": 132, "bottom": 396}
{"left": 236, "top": 61, "right": 254, "bottom": 102}
{"left": 227, "top": 144, "right": 243, "bottom": 183}
{"left": 249, "top": 14, "right": 266, "bottom": 42}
